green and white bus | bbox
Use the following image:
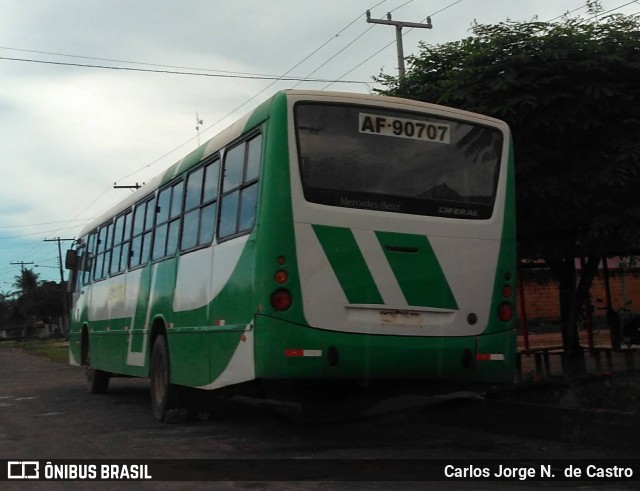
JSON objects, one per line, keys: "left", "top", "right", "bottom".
{"left": 66, "top": 90, "right": 517, "bottom": 420}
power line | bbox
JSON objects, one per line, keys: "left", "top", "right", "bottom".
{"left": 429, "top": 0, "right": 464, "bottom": 17}
{"left": 547, "top": 0, "right": 638, "bottom": 22}
{"left": 105, "top": 3, "right": 387, "bottom": 222}
{"left": 291, "top": 24, "right": 378, "bottom": 89}
{"left": 390, "top": 0, "right": 415, "bottom": 13}
{"left": 322, "top": 40, "right": 396, "bottom": 90}
{"left": 0, "top": 45, "right": 300, "bottom": 78}
{"left": 546, "top": 3, "right": 589, "bottom": 22}
{"left": 328, "top": 0, "right": 638, "bottom": 91}
{"left": 0, "top": 223, "right": 84, "bottom": 240}
{"left": 1, "top": 8, "right": 378, "bottom": 203}
{"left": 584, "top": 0, "right": 640, "bottom": 20}
{"left": 115, "top": 1, "right": 391, "bottom": 185}
{"left": 68, "top": 186, "right": 119, "bottom": 224}
{"left": 291, "top": 1, "right": 407, "bottom": 89}
{"left": 4, "top": 2, "right": 393, "bottom": 207}
{"left": 0, "top": 1, "right": 390, "bottom": 88}
{"left": 0, "top": 56, "right": 367, "bottom": 84}
{"left": 0, "top": 218, "right": 93, "bottom": 229}
{"left": 287, "top": 0, "right": 389, "bottom": 75}
{"left": 3, "top": 1, "right": 395, "bottom": 238}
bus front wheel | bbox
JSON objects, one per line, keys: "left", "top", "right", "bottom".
{"left": 82, "top": 333, "right": 109, "bottom": 394}
{"left": 150, "top": 335, "right": 177, "bottom": 421}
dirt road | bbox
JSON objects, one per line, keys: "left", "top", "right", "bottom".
{"left": 1, "top": 347, "right": 638, "bottom": 487}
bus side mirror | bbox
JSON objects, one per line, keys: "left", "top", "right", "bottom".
{"left": 65, "top": 249, "right": 78, "bottom": 270}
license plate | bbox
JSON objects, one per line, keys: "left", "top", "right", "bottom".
{"left": 380, "top": 310, "right": 423, "bottom": 326}
{"left": 359, "top": 113, "right": 450, "bottom": 144}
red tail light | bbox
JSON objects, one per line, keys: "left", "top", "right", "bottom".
{"left": 274, "top": 270, "right": 288, "bottom": 284}
{"left": 498, "top": 302, "right": 513, "bottom": 322}
{"left": 271, "top": 289, "right": 292, "bottom": 311}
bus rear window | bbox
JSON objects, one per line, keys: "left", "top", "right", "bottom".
{"left": 294, "top": 103, "right": 503, "bottom": 219}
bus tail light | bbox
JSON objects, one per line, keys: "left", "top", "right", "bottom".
{"left": 497, "top": 276, "right": 514, "bottom": 322}
{"left": 275, "top": 270, "right": 288, "bottom": 284}
{"left": 497, "top": 302, "right": 513, "bottom": 322}
{"left": 271, "top": 255, "right": 291, "bottom": 310}
{"left": 271, "top": 289, "right": 292, "bottom": 311}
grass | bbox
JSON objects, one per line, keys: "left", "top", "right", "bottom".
{"left": 0, "top": 338, "right": 69, "bottom": 364}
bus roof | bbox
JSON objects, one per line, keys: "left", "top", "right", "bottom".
{"left": 77, "top": 90, "right": 507, "bottom": 238}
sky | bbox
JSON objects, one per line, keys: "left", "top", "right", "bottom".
{"left": 1, "top": 0, "right": 639, "bottom": 292}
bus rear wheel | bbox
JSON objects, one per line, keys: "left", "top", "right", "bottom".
{"left": 150, "top": 335, "right": 177, "bottom": 421}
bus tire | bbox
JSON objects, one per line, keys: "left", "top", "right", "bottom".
{"left": 150, "top": 335, "right": 176, "bottom": 422}
{"left": 82, "top": 334, "right": 110, "bottom": 394}
{"left": 87, "top": 367, "right": 110, "bottom": 394}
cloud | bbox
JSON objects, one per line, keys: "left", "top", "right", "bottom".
{"left": 2, "top": 0, "right": 640, "bottom": 287}
{"left": 0, "top": 57, "right": 275, "bottom": 226}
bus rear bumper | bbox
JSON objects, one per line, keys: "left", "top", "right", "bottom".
{"left": 254, "top": 315, "right": 515, "bottom": 385}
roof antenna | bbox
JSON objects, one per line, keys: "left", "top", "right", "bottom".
{"left": 196, "top": 113, "right": 204, "bottom": 146}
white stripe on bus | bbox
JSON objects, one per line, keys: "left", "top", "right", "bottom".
{"left": 352, "top": 228, "right": 407, "bottom": 307}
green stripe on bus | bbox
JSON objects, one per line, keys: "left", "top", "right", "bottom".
{"left": 376, "top": 231, "right": 458, "bottom": 310}
{"left": 312, "top": 225, "right": 383, "bottom": 305}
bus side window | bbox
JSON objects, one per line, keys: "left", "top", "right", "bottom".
{"left": 130, "top": 197, "right": 155, "bottom": 268}
{"left": 94, "top": 222, "right": 113, "bottom": 281}
{"left": 219, "top": 133, "right": 262, "bottom": 240}
{"left": 153, "top": 180, "right": 183, "bottom": 260}
{"left": 167, "top": 180, "right": 184, "bottom": 254}
{"left": 110, "top": 211, "right": 131, "bottom": 274}
{"left": 83, "top": 232, "right": 97, "bottom": 285}
{"left": 180, "top": 157, "right": 220, "bottom": 252}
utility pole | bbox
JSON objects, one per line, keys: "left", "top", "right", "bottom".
{"left": 366, "top": 10, "right": 432, "bottom": 87}
{"left": 44, "top": 237, "right": 75, "bottom": 336}
{"left": 44, "top": 237, "right": 75, "bottom": 285}
{"left": 10, "top": 260, "right": 34, "bottom": 274}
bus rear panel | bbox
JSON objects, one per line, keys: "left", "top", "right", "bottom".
{"left": 253, "top": 91, "right": 516, "bottom": 386}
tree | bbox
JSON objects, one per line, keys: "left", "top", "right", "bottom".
{"left": 34, "top": 281, "right": 66, "bottom": 321}
{"left": 8, "top": 270, "right": 65, "bottom": 336}
{"left": 12, "top": 268, "right": 40, "bottom": 326}
{"left": 377, "top": 10, "right": 640, "bottom": 370}
{"left": 0, "top": 291, "right": 9, "bottom": 327}
{"left": 13, "top": 268, "right": 39, "bottom": 297}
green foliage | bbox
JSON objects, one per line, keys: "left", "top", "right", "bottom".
{"left": 377, "top": 13, "right": 640, "bottom": 261}
{"left": 377, "top": 10, "right": 640, "bottom": 359}
{"left": 13, "top": 268, "right": 39, "bottom": 296}
{"left": 4, "top": 269, "right": 65, "bottom": 326}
